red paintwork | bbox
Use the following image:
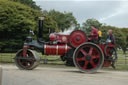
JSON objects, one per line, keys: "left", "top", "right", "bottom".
{"left": 48, "top": 30, "right": 116, "bottom": 67}
{"left": 103, "top": 61, "right": 111, "bottom": 67}
{"left": 24, "top": 30, "right": 116, "bottom": 68}
{"left": 19, "top": 49, "right": 34, "bottom": 67}
{"left": 98, "top": 43, "right": 116, "bottom": 67}
{"left": 23, "top": 45, "right": 30, "bottom": 57}
{"left": 49, "top": 33, "right": 56, "bottom": 41}
{"left": 49, "top": 33, "right": 69, "bottom": 43}
{"left": 44, "top": 44, "right": 70, "bottom": 55}
{"left": 75, "top": 45, "right": 101, "bottom": 71}
{"left": 70, "top": 30, "right": 87, "bottom": 47}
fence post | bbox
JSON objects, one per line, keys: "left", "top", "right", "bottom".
{"left": 0, "top": 66, "right": 2, "bottom": 85}
{"left": 125, "top": 52, "right": 128, "bottom": 65}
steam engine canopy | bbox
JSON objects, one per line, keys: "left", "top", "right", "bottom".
{"left": 69, "top": 30, "right": 87, "bottom": 48}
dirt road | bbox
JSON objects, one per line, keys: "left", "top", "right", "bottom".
{"left": 1, "top": 64, "right": 128, "bottom": 85}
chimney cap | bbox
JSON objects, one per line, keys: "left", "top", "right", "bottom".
{"left": 39, "top": 16, "right": 45, "bottom": 20}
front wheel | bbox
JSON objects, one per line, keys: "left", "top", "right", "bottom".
{"left": 73, "top": 42, "right": 104, "bottom": 73}
{"left": 15, "top": 49, "right": 40, "bottom": 70}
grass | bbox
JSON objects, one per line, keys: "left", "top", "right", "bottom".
{"left": 0, "top": 53, "right": 15, "bottom": 63}
{"left": 0, "top": 49, "right": 128, "bottom": 71}
{"left": 0, "top": 53, "right": 65, "bottom": 64}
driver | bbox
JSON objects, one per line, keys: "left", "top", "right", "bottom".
{"left": 106, "top": 30, "right": 115, "bottom": 44}
{"left": 90, "top": 25, "right": 99, "bottom": 43}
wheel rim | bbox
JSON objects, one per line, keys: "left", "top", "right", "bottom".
{"left": 73, "top": 43, "right": 104, "bottom": 72}
{"left": 16, "top": 50, "right": 35, "bottom": 69}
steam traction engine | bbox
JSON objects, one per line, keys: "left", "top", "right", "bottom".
{"left": 15, "top": 17, "right": 117, "bottom": 73}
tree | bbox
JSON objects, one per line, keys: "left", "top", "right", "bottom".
{"left": 45, "top": 10, "right": 78, "bottom": 32}
{"left": 0, "top": 0, "right": 58, "bottom": 52}
{"left": 120, "top": 28, "right": 128, "bottom": 54}
{"left": 74, "top": 23, "right": 80, "bottom": 30}
{"left": 82, "top": 18, "right": 102, "bottom": 35}
{"left": 9, "top": 0, "right": 41, "bottom": 10}
{"left": 43, "top": 16, "right": 59, "bottom": 41}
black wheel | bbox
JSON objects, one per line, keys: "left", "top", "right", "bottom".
{"left": 73, "top": 42, "right": 104, "bottom": 73}
{"left": 15, "top": 49, "right": 40, "bottom": 70}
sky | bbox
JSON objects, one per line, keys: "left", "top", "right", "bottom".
{"left": 33, "top": 0, "right": 128, "bottom": 28}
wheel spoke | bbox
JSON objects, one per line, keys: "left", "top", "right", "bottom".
{"left": 91, "top": 56, "right": 96, "bottom": 59}
{"left": 88, "top": 47, "right": 93, "bottom": 55}
{"left": 76, "top": 56, "right": 85, "bottom": 61}
{"left": 83, "top": 61, "right": 89, "bottom": 69}
{"left": 80, "top": 49, "right": 87, "bottom": 56}
{"left": 92, "top": 55, "right": 100, "bottom": 59}
{"left": 90, "top": 60, "right": 96, "bottom": 67}
{"left": 27, "top": 53, "right": 34, "bottom": 63}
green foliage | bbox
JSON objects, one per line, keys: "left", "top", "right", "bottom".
{"left": 9, "top": 0, "right": 41, "bottom": 10}
{"left": 0, "top": 0, "right": 58, "bottom": 52}
{"left": 45, "top": 10, "right": 78, "bottom": 31}
{"left": 121, "top": 28, "right": 128, "bottom": 43}
{"left": 120, "top": 28, "right": 128, "bottom": 53}
{"left": 75, "top": 24, "right": 80, "bottom": 30}
{"left": 42, "top": 16, "right": 58, "bottom": 41}
{"left": 82, "top": 18, "right": 102, "bottom": 35}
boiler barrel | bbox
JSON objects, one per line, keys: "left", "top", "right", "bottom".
{"left": 44, "top": 44, "right": 70, "bottom": 55}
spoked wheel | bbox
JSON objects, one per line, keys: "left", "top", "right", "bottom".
{"left": 73, "top": 42, "right": 104, "bottom": 73}
{"left": 105, "top": 46, "right": 117, "bottom": 68}
{"left": 15, "top": 49, "right": 40, "bottom": 70}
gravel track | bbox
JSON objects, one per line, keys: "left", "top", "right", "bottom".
{"left": 1, "top": 64, "right": 128, "bottom": 85}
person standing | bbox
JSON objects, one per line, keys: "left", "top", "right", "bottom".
{"left": 90, "top": 25, "right": 99, "bottom": 43}
{"left": 98, "top": 30, "right": 102, "bottom": 42}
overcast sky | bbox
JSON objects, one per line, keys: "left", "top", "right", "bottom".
{"left": 33, "top": 0, "right": 128, "bottom": 28}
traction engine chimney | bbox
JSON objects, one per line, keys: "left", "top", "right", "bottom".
{"left": 38, "top": 16, "right": 44, "bottom": 41}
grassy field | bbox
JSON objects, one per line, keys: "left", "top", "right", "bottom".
{"left": 0, "top": 53, "right": 65, "bottom": 64}
{"left": 0, "top": 50, "right": 128, "bottom": 71}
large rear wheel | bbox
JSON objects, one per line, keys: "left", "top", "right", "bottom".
{"left": 15, "top": 49, "right": 40, "bottom": 70}
{"left": 73, "top": 42, "right": 104, "bottom": 73}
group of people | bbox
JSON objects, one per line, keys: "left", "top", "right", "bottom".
{"left": 90, "top": 25, "right": 115, "bottom": 44}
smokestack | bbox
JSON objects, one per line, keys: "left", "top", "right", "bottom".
{"left": 38, "top": 16, "right": 44, "bottom": 41}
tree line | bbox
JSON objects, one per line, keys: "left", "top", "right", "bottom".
{"left": 0, "top": 0, "right": 127, "bottom": 53}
